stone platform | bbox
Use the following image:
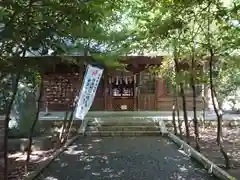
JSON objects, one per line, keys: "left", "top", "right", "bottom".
{"left": 0, "top": 111, "right": 240, "bottom": 121}
{"left": 37, "top": 111, "right": 240, "bottom": 121}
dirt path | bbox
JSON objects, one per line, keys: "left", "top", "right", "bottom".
{"left": 188, "top": 127, "right": 240, "bottom": 179}
{"left": 38, "top": 136, "right": 217, "bottom": 180}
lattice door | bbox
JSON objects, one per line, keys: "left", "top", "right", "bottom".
{"left": 109, "top": 71, "right": 135, "bottom": 111}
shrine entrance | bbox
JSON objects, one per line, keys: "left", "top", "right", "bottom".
{"left": 108, "top": 71, "right": 136, "bottom": 111}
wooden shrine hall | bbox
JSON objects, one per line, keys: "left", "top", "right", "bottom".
{"left": 41, "top": 56, "right": 204, "bottom": 112}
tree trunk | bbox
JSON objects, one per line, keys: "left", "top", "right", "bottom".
{"left": 201, "top": 63, "right": 207, "bottom": 130}
{"left": 63, "top": 95, "right": 79, "bottom": 144}
{"left": 25, "top": 75, "right": 44, "bottom": 171}
{"left": 202, "top": 96, "right": 206, "bottom": 130}
{"left": 174, "top": 57, "right": 190, "bottom": 144}
{"left": 3, "top": 73, "right": 20, "bottom": 180}
{"left": 175, "top": 88, "right": 183, "bottom": 138}
{"left": 62, "top": 107, "right": 75, "bottom": 144}
{"left": 179, "top": 85, "right": 190, "bottom": 143}
{"left": 172, "top": 98, "right": 178, "bottom": 135}
{"left": 191, "top": 56, "right": 200, "bottom": 152}
{"left": 192, "top": 77, "right": 200, "bottom": 152}
{"left": 59, "top": 111, "right": 69, "bottom": 144}
{"left": 209, "top": 49, "right": 230, "bottom": 169}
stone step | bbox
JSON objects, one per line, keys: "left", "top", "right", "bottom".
{"left": 86, "top": 116, "right": 161, "bottom": 121}
{"left": 85, "top": 131, "right": 160, "bottom": 137}
{"left": 89, "top": 115, "right": 163, "bottom": 120}
{"left": 86, "top": 118, "right": 159, "bottom": 122}
{"left": 84, "top": 111, "right": 172, "bottom": 117}
{"left": 86, "top": 125, "right": 160, "bottom": 131}
{"left": 87, "top": 120, "right": 159, "bottom": 126}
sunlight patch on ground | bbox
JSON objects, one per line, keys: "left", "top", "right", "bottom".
{"left": 9, "top": 150, "right": 51, "bottom": 158}
{"left": 91, "top": 169, "right": 125, "bottom": 178}
{"left": 64, "top": 144, "right": 85, "bottom": 155}
{"left": 87, "top": 145, "right": 93, "bottom": 149}
{"left": 92, "top": 172, "right": 101, "bottom": 176}
{"left": 179, "top": 165, "right": 188, "bottom": 172}
{"left": 77, "top": 153, "right": 110, "bottom": 165}
{"left": 64, "top": 149, "right": 84, "bottom": 155}
{"left": 60, "top": 162, "right": 68, "bottom": 168}
{"left": 44, "top": 177, "right": 58, "bottom": 180}
{"left": 92, "top": 139, "right": 102, "bottom": 142}
{"left": 109, "top": 151, "right": 117, "bottom": 154}
{"left": 164, "top": 156, "right": 188, "bottom": 162}
{"left": 84, "top": 164, "right": 91, "bottom": 170}
{"left": 8, "top": 150, "right": 53, "bottom": 162}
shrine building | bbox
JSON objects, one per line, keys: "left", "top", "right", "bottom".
{"left": 39, "top": 55, "right": 205, "bottom": 112}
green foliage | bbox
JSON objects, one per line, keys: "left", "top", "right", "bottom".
{"left": 0, "top": 0, "right": 239, "bottom": 104}
{"left": 91, "top": 53, "right": 124, "bottom": 68}
{"left": 217, "top": 55, "right": 240, "bottom": 101}
{"left": 0, "top": 0, "right": 134, "bottom": 117}
{"left": 127, "top": 0, "right": 239, "bottom": 99}
{"left": 0, "top": 0, "right": 131, "bottom": 59}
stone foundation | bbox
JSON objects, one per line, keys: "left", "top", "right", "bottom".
{"left": 0, "top": 120, "right": 82, "bottom": 152}
{"left": 164, "top": 120, "right": 240, "bottom": 128}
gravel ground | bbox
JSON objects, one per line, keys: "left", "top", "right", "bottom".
{"left": 37, "top": 136, "right": 217, "bottom": 180}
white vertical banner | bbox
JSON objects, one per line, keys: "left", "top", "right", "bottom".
{"left": 75, "top": 65, "right": 103, "bottom": 120}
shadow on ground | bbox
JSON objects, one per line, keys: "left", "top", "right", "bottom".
{"left": 187, "top": 126, "right": 240, "bottom": 178}
{"left": 37, "top": 137, "right": 217, "bottom": 180}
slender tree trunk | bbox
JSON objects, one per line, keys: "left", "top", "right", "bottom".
{"left": 172, "top": 97, "right": 178, "bottom": 135}
{"left": 62, "top": 107, "right": 75, "bottom": 144}
{"left": 202, "top": 63, "right": 207, "bottom": 130}
{"left": 25, "top": 75, "right": 44, "bottom": 171}
{"left": 59, "top": 111, "right": 69, "bottom": 144}
{"left": 174, "top": 57, "right": 190, "bottom": 144}
{"left": 63, "top": 95, "right": 79, "bottom": 144}
{"left": 66, "top": 110, "right": 75, "bottom": 141}
{"left": 3, "top": 73, "right": 20, "bottom": 180}
{"left": 175, "top": 88, "right": 183, "bottom": 138}
{"left": 179, "top": 85, "right": 190, "bottom": 143}
{"left": 191, "top": 56, "right": 200, "bottom": 152}
{"left": 209, "top": 49, "right": 230, "bottom": 169}
{"left": 202, "top": 96, "right": 206, "bottom": 130}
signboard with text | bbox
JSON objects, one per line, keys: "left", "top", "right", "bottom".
{"left": 75, "top": 65, "right": 103, "bottom": 120}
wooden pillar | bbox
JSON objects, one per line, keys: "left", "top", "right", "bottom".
{"left": 41, "top": 75, "right": 48, "bottom": 111}
{"left": 155, "top": 78, "right": 166, "bottom": 97}
{"left": 104, "top": 72, "right": 108, "bottom": 111}
{"left": 136, "top": 73, "right": 140, "bottom": 111}
{"left": 133, "top": 74, "right": 137, "bottom": 111}
{"left": 155, "top": 78, "right": 167, "bottom": 110}
{"left": 108, "top": 73, "right": 113, "bottom": 111}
